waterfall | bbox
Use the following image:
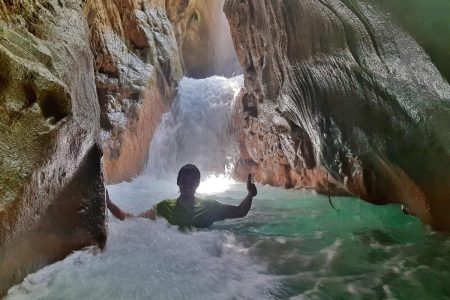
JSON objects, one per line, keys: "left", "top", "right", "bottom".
{"left": 146, "top": 75, "right": 244, "bottom": 178}
{"left": 211, "top": 0, "right": 243, "bottom": 77}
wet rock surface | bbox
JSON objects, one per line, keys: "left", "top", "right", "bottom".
{"left": 1, "top": 0, "right": 198, "bottom": 291}
{"left": 0, "top": 0, "right": 106, "bottom": 294}
{"left": 88, "top": 0, "right": 183, "bottom": 183}
{"left": 166, "top": 0, "right": 242, "bottom": 78}
{"left": 232, "top": 90, "right": 347, "bottom": 196}
{"left": 225, "top": 0, "right": 450, "bottom": 230}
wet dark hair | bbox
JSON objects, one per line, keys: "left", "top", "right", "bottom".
{"left": 177, "top": 164, "right": 201, "bottom": 186}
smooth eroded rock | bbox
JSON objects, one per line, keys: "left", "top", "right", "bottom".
{"left": 0, "top": 0, "right": 105, "bottom": 294}
{"left": 225, "top": 0, "right": 450, "bottom": 231}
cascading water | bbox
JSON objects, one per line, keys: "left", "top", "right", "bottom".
{"left": 7, "top": 76, "right": 450, "bottom": 299}
{"left": 146, "top": 75, "right": 243, "bottom": 178}
{"left": 6, "top": 75, "right": 282, "bottom": 299}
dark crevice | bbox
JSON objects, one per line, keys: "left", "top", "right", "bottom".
{"left": 0, "top": 70, "right": 9, "bottom": 92}
{"left": 39, "top": 92, "right": 70, "bottom": 123}
{"left": 96, "top": 88, "right": 113, "bottom": 130}
{"left": 242, "top": 92, "right": 258, "bottom": 117}
{"left": 23, "top": 84, "right": 37, "bottom": 109}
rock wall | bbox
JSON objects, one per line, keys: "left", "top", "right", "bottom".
{"left": 166, "top": 0, "right": 242, "bottom": 78}
{"left": 87, "top": 0, "right": 183, "bottom": 183}
{"left": 0, "top": 0, "right": 189, "bottom": 290}
{"left": 225, "top": 0, "right": 450, "bottom": 231}
{"left": 0, "top": 0, "right": 106, "bottom": 294}
{"left": 232, "top": 90, "right": 347, "bottom": 195}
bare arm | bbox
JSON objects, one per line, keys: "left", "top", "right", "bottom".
{"left": 105, "top": 189, "right": 135, "bottom": 220}
{"left": 221, "top": 174, "right": 257, "bottom": 219}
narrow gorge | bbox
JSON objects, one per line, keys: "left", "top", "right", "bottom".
{"left": 1, "top": 0, "right": 449, "bottom": 298}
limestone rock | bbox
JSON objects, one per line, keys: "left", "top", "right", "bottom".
{"left": 225, "top": 0, "right": 450, "bottom": 231}
{"left": 166, "top": 0, "right": 242, "bottom": 78}
{"left": 0, "top": 0, "right": 105, "bottom": 294}
{"left": 86, "top": 0, "right": 183, "bottom": 183}
{"left": 232, "top": 89, "right": 347, "bottom": 195}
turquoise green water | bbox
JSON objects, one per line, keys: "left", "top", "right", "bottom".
{"left": 8, "top": 176, "right": 449, "bottom": 299}
{"left": 212, "top": 182, "right": 450, "bottom": 299}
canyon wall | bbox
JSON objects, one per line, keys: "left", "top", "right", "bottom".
{"left": 2, "top": 0, "right": 449, "bottom": 294}
{"left": 89, "top": 0, "right": 183, "bottom": 183}
{"left": 166, "top": 0, "right": 242, "bottom": 78}
{"left": 0, "top": 0, "right": 106, "bottom": 294}
{"left": 98, "top": 0, "right": 243, "bottom": 183}
{"left": 225, "top": 0, "right": 450, "bottom": 231}
{"left": 0, "top": 0, "right": 226, "bottom": 292}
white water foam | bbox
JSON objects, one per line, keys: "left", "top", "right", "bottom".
{"left": 7, "top": 217, "right": 277, "bottom": 300}
{"left": 6, "top": 75, "right": 281, "bottom": 300}
{"left": 146, "top": 75, "right": 243, "bottom": 178}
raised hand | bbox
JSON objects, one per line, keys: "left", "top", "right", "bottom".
{"left": 247, "top": 173, "right": 257, "bottom": 197}
{"left": 221, "top": 173, "right": 257, "bottom": 219}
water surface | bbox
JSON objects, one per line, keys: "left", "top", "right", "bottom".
{"left": 7, "top": 175, "right": 450, "bottom": 299}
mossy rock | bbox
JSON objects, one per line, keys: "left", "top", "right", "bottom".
{"left": 0, "top": 26, "right": 72, "bottom": 207}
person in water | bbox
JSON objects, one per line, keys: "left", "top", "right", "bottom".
{"left": 106, "top": 164, "right": 257, "bottom": 228}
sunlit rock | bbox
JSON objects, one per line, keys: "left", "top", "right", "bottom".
{"left": 166, "top": 0, "right": 242, "bottom": 78}
{"left": 87, "top": 0, "right": 183, "bottom": 183}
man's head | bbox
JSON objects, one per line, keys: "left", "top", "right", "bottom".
{"left": 177, "top": 164, "right": 201, "bottom": 197}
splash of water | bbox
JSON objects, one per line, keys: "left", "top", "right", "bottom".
{"left": 6, "top": 218, "right": 278, "bottom": 300}
{"left": 9, "top": 178, "right": 450, "bottom": 299}
{"left": 146, "top": 75, "right": 243, "bottom": 179}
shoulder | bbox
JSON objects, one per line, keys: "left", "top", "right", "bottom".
{"left": 155, "top": 199, "right": 177, "bottom": 218}
{"left": 156, "top": 199, "right": 177, "bottom": 209}
{"left": 159, "top": 198, "right": 177, "bottom": 204}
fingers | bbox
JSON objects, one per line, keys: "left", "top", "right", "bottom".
{"left": 247, "top": 173, "right": 257, "bottom": 197}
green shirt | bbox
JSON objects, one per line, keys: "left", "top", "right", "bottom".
{"left": 155, "top": 198, "right": 228, "bottom": 228}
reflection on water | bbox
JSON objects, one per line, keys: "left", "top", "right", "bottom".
{"left": 7, "top": 176, "right": 450, "bottom": 300}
